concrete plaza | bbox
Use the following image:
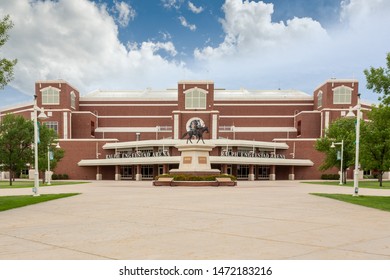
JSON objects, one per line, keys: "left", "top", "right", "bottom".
{"left": 1, "top": 180, "right": 390, "bottom": 260}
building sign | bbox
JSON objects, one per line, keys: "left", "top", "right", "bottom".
{"left": 106, "top": 150, "right": 170, "bottom": 159}
{"left": 221, "top": 151, "right": 286, "bottom": 159}
{"left": 198, "top": 156, "right": 207, "bottom": 164}
{"left": 183, "top": 156, "right": 192, "bottom": 164}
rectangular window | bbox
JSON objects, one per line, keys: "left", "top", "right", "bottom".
{"left": 333, "top": 87, "right": 352, "bottom": 104}
{"left": 42, "top": 87, "right": 60, "bottom": 105}
{"left": 44, "top": 121, "right": 58, "bottom": 134}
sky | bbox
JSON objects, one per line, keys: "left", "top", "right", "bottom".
{"left": 0, "top": 0, "right": 389, "bottom": 108}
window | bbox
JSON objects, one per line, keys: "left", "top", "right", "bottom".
{"left": 185, "top": 88, "right": 207, "bottom": 109}
{"left": 317, "top": 91, "right": 323, "bottom": 108}
{"left": 41, "top": 87, "right": 60, "bottom": 105}
{"left": 70, "top": 91, "right": 76, "bottom": 109}
{"left": 44, "top": 121, "right": 58, "bottom": 134}
{"left": 297, "top": 120, "right": 302, "bottom": 136}
{"left": 333, "top": 86, "right": 352, "bottom": 104}
{"left": 91, "top": 121, "right": 95, "bottom": 137}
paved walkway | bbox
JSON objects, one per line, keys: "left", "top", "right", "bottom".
{"left": 1, "top": 180, "right": 390, "bottom": 260}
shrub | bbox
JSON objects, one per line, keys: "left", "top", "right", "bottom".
{"left": 321, "top": 174, "right": 340, "bottom": 180}
{"left": 155, "top": 174, "right": 237, "bottom": 181}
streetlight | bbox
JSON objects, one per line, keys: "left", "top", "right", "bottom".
{"left": 33, "top": 95, "right": 48, "bottom": 196}
{"left": 346, "top": 93, "right": 361, "bottom": 196}
{"left": 47, "top": 142, "right": 61, "bottom": 185}
{"left": 331, "top": 140, "right": 344, "bottom": 185}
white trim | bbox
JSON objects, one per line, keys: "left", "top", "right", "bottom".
{"left": 313, "top": 79, "right": 358, "bottom": 92}
{"left": 212, "top": 114, "right": 218, "bottom": 140}
{"left": 221, "top": 127, "right": 297, "bottom": 133}
{"left": 273, "top": 138, "right": 318, "bottom": 141}
{"left": 174, "top": 114, "right": 179, "bottom": 139}
{"left": 214, "top": 103, "right": 314, "bottom": 106}
{"left": 294, "top": 111, "right": 321, "bottom": 117}
{"left": 59, "top": 138, "right": 118, "bottom": 142}
{"left": 63, "top": 112, "right": 68, "bottom": 139}
{"left": 97, "top": 115, "right": 172, "bottom": 119}
{"left": 95, "top": 127, "right": 172, "bottom": 133}
{"left": 79, "top": 103, "right": 177, "bottom": 106}
{"left": 220, "top": 115, "right": 294, "bottom": 119}
{"left": 78, "top": 156, "right": 313, "bottom": 167}
{"left": 179, "top": 80, "right": 214, "bottom": 84}
{"left": 102, "top": 139, "right": 289, "bottom": 150}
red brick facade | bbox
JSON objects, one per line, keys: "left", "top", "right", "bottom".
{"left": 0, "top": 78, "right": 369, "bottom": 181}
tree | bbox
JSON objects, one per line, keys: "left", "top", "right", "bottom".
{"left": 36, "top": 124, "right": 64, "bottom": 183}
{"left": 360, "top": 105, "right": 390, "bottom": 186}
{"left": 364, "top": 53, "right": 390, "bottom": 104}
{"left": 0, "top": 15, "right": 17, "bottom": 89}
{"left": 315, "top": 118, "right": 357, "bottom": 184}
{"left": 0, "top": 114, "right": 34, "bottom": 186}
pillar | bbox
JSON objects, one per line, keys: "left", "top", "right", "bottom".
{"left": 135, "top": 164, "right": 142, "bottom": 181}
{"left": 115, "top": 165, "right": 121, "bottom": 181}
{"left": 96, "top": 166, "right": 102, "bottom": 180}
{"left": 288, "top": 166, "right": 295, "bottom": 181}
{"left": 269, "top": 165, "right": 276, "bottom": 181}
{"left": 248, "top": 164, "right": 255, "bottom": 181}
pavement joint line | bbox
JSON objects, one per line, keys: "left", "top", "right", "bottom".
{"left": 0, "top": 232, "right": 116, "bottom": 260}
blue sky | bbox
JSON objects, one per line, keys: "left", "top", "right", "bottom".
{"left": 1, "top": 0, "right": 390, "bottom": 108}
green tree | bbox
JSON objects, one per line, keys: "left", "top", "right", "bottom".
{"left": 0, "top": 15, "right": 17, "bottom": 89}
{"left": 364, "top": 53, "right": 390, "bottom": 104}
{"left": 360, "top": 105, "right": 390, "bottom": 186}
{"left": 0, "top": 114, "right": 33, "bottom": 186}
{"left": 36, "top": 124, "right": 64, "bottom": 184}
{"left": 315, "top": 118, "right": 357, "bottom": 184}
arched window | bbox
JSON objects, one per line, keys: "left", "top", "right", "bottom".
{"left": 317, "top": 91, "right": 323, "bottom": 108}
{"left": 333, "top": 86, "right": 352, "bottom": 104}
{"left": 70, "top": 91, "right": 76, "bottom": 109}
{"left": 41, "top": 86, "right": 60, "bottom": 105}
{"left": 185, "top": 88, "right": 207, "bottom": 109}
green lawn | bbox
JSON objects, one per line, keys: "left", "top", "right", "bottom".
{"left": 311, "top": 193, "right": 390, "bottom": 212}
{"left": 0, "top": 180, "right": 88, "bottom": 189}
{"left": 304, "top": 180, "right": 390, "bottom": 189}
{"left": 0, "top": 193, "right": 80, "bottom": 212}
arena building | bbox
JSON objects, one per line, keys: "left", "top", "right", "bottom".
{"left": 0, "top": 78, "right": 370, "bottom": 181}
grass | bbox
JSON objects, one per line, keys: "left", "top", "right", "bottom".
{"left": 304, "top": 180, "right": 390, "bottom": 189}
{"left": 0, "top": 180, "right": 88, "bottom": 189}
{"left": 311, "top": 193, "right": 390, "bottom": 212}
{"left": 0, "top": 193, "right": 80, "bottom": 212}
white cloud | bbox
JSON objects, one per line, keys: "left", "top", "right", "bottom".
{"left": 161, "top": 0, "right": 184, "bottom": 10}
{"left": 188, "top": 1, "right": 204, "bottom": 14}
{"left": 0, "top": 0, "right": 186, "bottom": 96}
{"left": 113, "top": 0, "right": 136, "bottom": 27}
{"left": 195, "top": 0, "right": 328, "bottom": 59}
{"left": 190, "top": 0, "right": 390, "bottom": 103}
{"left": 179, "top": 16, "right": 197, "bottom": 31}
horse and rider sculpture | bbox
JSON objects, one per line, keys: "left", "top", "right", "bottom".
{"left": 181, "top": 119, "right": 209, "bottom": 144}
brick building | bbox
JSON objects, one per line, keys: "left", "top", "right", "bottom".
{"left": 0, "top": 78, "right": 368, "bottom": 181}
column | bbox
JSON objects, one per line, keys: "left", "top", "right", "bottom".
{"left": 222, "top": 164, "right": 228, "bottom": 174}
{"left": 269, "top": 165, "right": 276, "bottom": 181}
{"left": 115, "top": 165, "right": 121, "bottom": 181}
{"left": 163, "top": 164, "right": 169, "bottom": 174}
{"left": 248, "top": 164, "right": 255, "bottom": 181}
{"left": 96, "top": 166, "right": 102, "bottom": 180}
{"left": 212, "top": 113, "right": 218, "bottom": 140}
{"left": 135, "top": 165, "right": 142, "bottom": 181}
{"left": 173, "top": 113, "right": 179, "bottom": 139}
{"left": 288, "top": 166, "right": 295, "bottom": 181}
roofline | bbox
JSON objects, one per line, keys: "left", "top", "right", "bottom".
{"left": 313, "top": 78, "right": 359, "bottom": 92}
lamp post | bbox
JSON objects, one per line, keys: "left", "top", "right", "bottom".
{"left": 346, "top": 93, "right": 361, "bottom": 196}
{"left": 33, "top": 95, "right": 48, "bottom": 196}
{"left": 331, "top": 139, "right": 344, "bottom": 185}
{"left": 47, "top": 142, "right": 60, "bottom": 185}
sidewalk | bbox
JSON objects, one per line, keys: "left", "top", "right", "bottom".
{"left": 1, "top": 180, "right": 390, "bottom": 259}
